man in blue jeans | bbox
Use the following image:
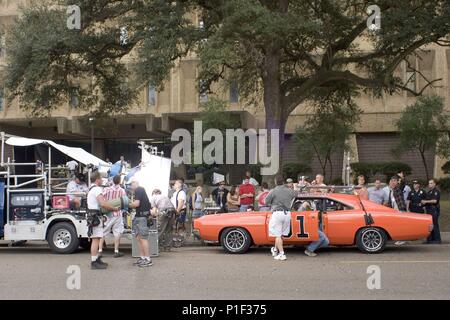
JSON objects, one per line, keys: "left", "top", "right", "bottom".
{"left": 304, "top": 224, "right": 329, "bottom": 257}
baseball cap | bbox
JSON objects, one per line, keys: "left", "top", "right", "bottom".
{"left": 412, "top": 180, "right": 420, "bottom": 184}
{"left": 286, "top": 178, "right": 293, "bottom": 183}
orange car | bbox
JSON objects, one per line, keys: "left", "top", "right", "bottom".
{"left": 193, "top": 193, "right": 433, "bottom": 254}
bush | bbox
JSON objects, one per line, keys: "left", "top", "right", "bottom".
{"left": 442, "top": 161, "right": 450, "bottom": 174}
{"left": 282, "top": 163, "right": 312, "bottom": 180}
{"left": 330, "top": 177, "right": 344, "bottom": 185}
{"left": 350, "top": 163, "right": 379, "bottom": 179}
{"left": 438, "top": 177, "right": 450, "bottom": 192}
{"left": 350, "top": 161, "right": 412, "bottom": 183}
{"left": 382, "top": 162, "right": 412, "bottom": 179}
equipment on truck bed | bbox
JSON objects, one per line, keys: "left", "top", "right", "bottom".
{"left": 0, "top": 132, "right": 171, "bottom": 255}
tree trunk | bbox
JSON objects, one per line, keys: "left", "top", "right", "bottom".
{"left": 419, "top": 150, "right": 430, "bottom": 181}
{"left": 261, "top": 46, "right": 286, "bottom": 183}
{"left": 328, "top": 154, "right": 333, "bottom": 184}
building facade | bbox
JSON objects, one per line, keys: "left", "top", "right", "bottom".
{"left": 1, "top": 0, "right": 449, "bottom": 183}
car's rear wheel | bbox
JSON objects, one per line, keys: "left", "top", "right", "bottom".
{"left": 47, "top": 222, "right": 79, "bottom": 254}
{"left": 356, "top": 227, "right": 387, "bottom": 254}
{"left": 220, "top": 227, "right": 252, "bottom": 254}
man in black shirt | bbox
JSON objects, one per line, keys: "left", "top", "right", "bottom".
{"left": 211, "top": 181, "right": 229, "bottom": 213}
{"left": 407, "top": 180, "right": 426, "bottom": 213}
{"left": 129, "top": 180, "right": 155, "bottom": 267}
{"left": 422, "top": 179, "right": 441, "bottom": 244}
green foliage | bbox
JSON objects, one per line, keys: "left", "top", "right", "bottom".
{"left": 198, "top": 98, "right": 240, "bottom": 131}
{"left": 294, "top": 93, "right": 360, "bottom": 179}
{"left": 395, "top": 95, "right": 450, "bottom": 179}
{"left": 282, "top": 163, "right": 312, "bottom": 180}
{"left": 382, "top": 162, "right": 413, "bottom": 180}
{"left": 351, "top": 162, "right": 412, "bottom": 182}
{"left": 442, "top": 161, "right": 450, "bottom": 174}
{"left": 4, "top": 0, "right": 450, "bottom": 128}
{"left": 330, "top": 177, "right": 344, "bottom": 186}
{"left": 438, "top": 177, "right": 450, "bottom": 192}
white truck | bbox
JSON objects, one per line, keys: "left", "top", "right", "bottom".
{"left": 0, "top": 133, "right": 171, "bottom": 255}
{"left": 0, "top": 132, "right": 109, "bottom": 253}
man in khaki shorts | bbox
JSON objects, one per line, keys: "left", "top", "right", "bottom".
{"left": 87, "top": 172, "right": 120, "bottom": 270}
{"left": 99, "top": 175, "right": 126, "bottom": 258}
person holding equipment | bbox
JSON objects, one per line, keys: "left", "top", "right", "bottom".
{"left": 87, "top": 172, "right": 120, "bottom": 270}
{"left": 99, "top": 175, "right": 127, "bottom": 258}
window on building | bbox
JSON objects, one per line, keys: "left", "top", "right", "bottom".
{"left": 70, "top": 89, "right": 79, "bottom": 108}
{"left": 230, "top": 81, "right": 239, "bottom": 103}
{"left": 148, "top": 85, "right": 156, "bottom": 106}
{"left": 199, "top": 80, "right": 208, "bottom": 103}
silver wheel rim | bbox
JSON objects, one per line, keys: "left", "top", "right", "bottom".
{"left": 225, "top": 230, "right": 246, "bottom": 251}
{"left": 361, "top": 229, "right": 382, "bottom": 252}
{"left": 53, "top": 229, "right": 72, "bottom": 249}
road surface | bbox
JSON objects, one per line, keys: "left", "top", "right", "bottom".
{"left": 0, "top": 238, "right": 449, "bottom": 300}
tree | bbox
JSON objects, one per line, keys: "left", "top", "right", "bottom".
{"left": 395, "top": 95, "right": 450, "bottom": 180}
{"left": 294, "top": 92, "right": 359, "bottom": 182}
{"left": 3, "top": 0, "right": 450, "bottom": 172}
{"left": 198, "top": 98, "right": 240, "bottom": 131}
{"left": 189, "top": 98, "right": 241, "bottom": 183}
{"left": 442, "top": 161, "right": 450, "bottom": 174}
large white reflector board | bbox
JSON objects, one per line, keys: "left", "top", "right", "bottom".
{"left": 133, "top": 148, "right": 172, "bottom": 197}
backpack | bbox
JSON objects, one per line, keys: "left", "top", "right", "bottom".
{"left": 188, "top": 193, "right": 198, "bottom": 211}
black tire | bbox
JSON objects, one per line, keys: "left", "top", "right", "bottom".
{"left": 47, "top": 222, "right": 80, "bottom": 254}
{"left": 356, "top": 227, "right": 387, "bottom": 254}
{"left": 79, "top": 238, "right": 91, "bottom": 250}
{"left": 220, "top": 227, "right": 252, "bottom": 254}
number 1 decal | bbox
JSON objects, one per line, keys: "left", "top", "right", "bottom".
{"left": 296, "top": 215, "right": 309, "bottom": 238}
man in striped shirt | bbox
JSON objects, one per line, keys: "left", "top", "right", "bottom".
{"left": 99, "top": 175, "right": 126, "bottom": 258}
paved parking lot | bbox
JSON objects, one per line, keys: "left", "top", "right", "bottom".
{"left": 1, "top": 237, "right": 449, "bottom": 300}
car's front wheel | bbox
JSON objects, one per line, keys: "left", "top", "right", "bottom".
{"left": 220, "top": 227, "right": 252, "bottom": 254}
{"left": 356, "top": 227, "right": 387, "bottom": 253}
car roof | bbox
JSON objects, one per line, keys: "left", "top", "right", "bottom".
{"left": 296, "top": 193, "right": 361, "bottom": 208}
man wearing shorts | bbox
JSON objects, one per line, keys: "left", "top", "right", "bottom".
{"left": 129, "top": 180, "right": 154, "bottom": 267}
{"left": 99, "top": 175, "right": 126, "bottom": 258}
{"left": 264, "top": 175, "right": 297, "bottom": 261}
{"left": 88, "top": 172, "right": 120, "bottom": 270}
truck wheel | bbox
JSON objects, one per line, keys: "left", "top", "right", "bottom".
{"left": 356, "top": 227, "right": 387, "bottom": 254}
{"left": 47, "top": 222, "right": 79, "bottom": 254}
{"left": 220, "top": 227, "right": 252, "bottom": 254}
{"left": 79, "top": 238, "right": 91, "bottom": 250}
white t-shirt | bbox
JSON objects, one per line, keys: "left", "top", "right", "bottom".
{"left": 66, "top": 180, "right": 89, "bottom": 201}
{"left": 87, "top": 185, "right": 103, "bottom": 210}
{"left": 382, "top": 186, "right": 398, "bottom": 210}
{"left": 66, "top": 160, "right": 78, "bottom": 171}
{"left": 171, "top": 189, "right": 187, "bottom": 210}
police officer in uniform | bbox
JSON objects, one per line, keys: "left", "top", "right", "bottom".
{"left": 407, "top": 180, "right": 426, "bottom": 213}
{"left": 421, "top": 179, "right": 441, "bottom": 244}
